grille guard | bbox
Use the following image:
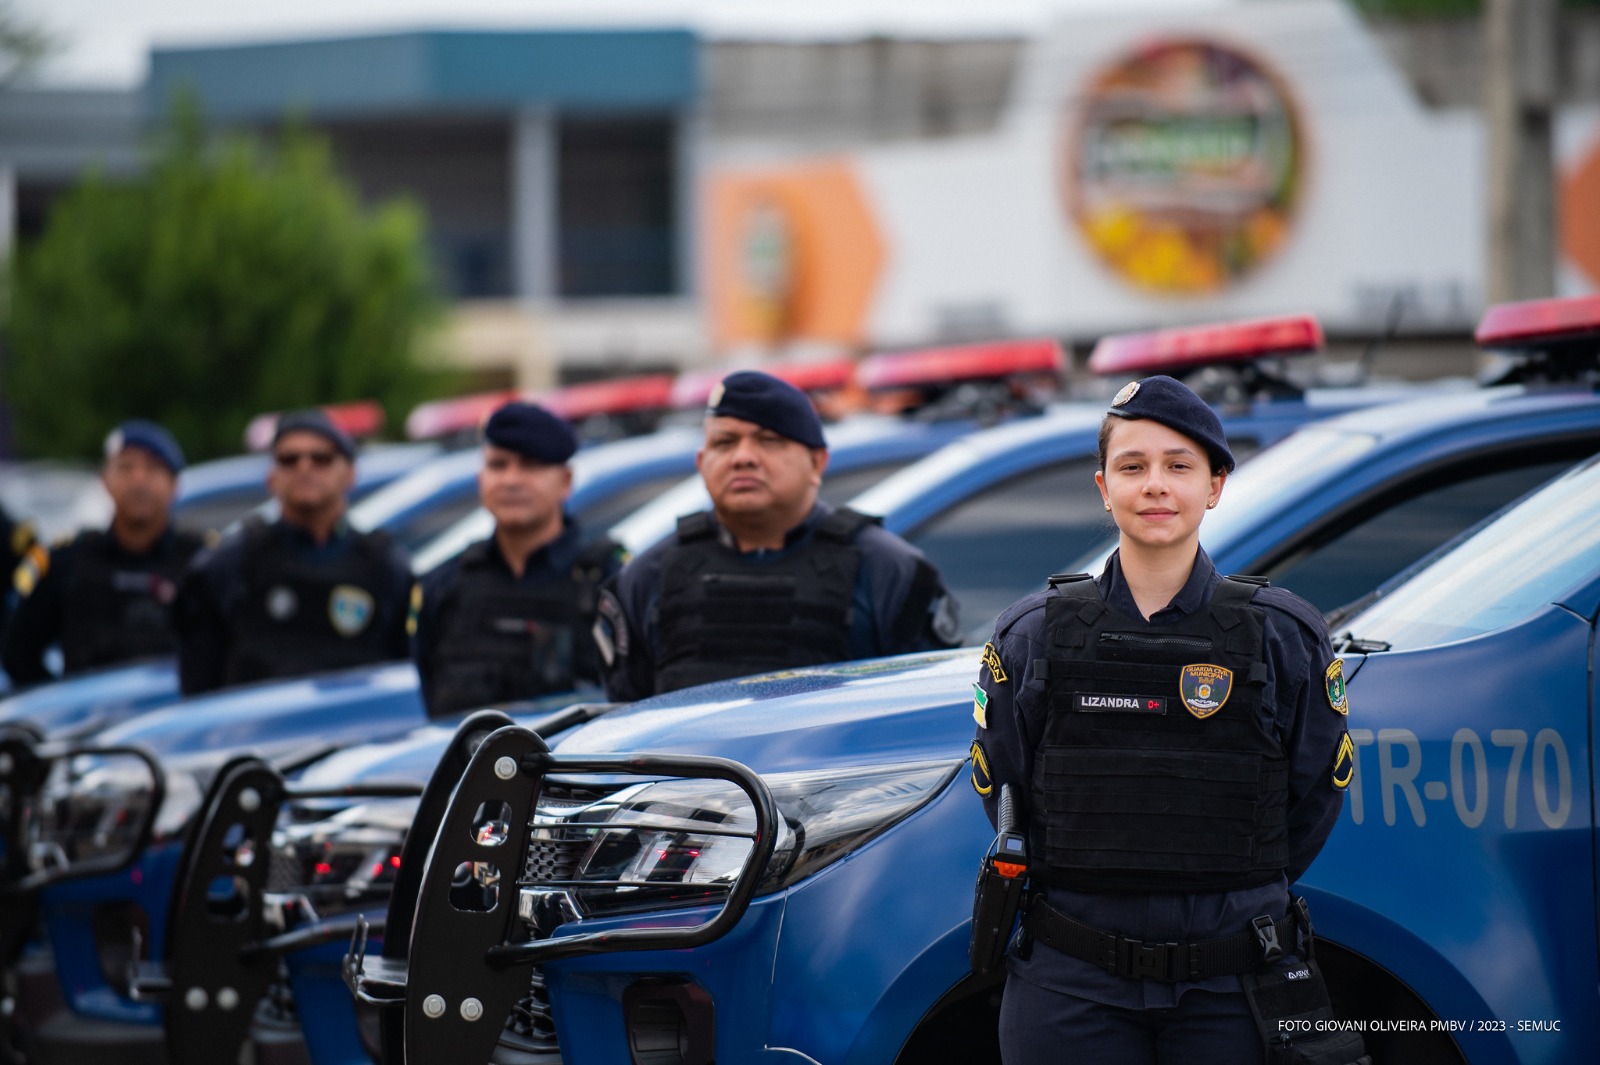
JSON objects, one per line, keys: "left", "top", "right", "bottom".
{"left": 0, "top": 723, "right": 165, "bottom": 901}
{"left": 136, "top": 708, "right": 515, "bottom": 1065}
{"left": 344, "top": 724, "right": 778, "bottom": 1065}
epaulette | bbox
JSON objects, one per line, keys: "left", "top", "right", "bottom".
{"left": 992, "top": 588, "right": 1052, "bottom": 639}
{"left": 1253, "top": 584, "right": 1331, "bottom": 641}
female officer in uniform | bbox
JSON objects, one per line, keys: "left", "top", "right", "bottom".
{"left": 970, "top": 375, "right": 1354, "bottom": 1064}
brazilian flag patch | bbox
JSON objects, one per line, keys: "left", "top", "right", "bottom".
{"left": 1325, "top": 659, "right": 1349, "bottom": 715}
{"left": 970, "top": 740, "right": 993, "bottom": 797}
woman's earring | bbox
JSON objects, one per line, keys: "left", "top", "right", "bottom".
{"left": 1104, "top": 501, "right": 1111, "bottom": 511}
{"left": 1206, "top": 500, "right": 1216, "bottom": 509}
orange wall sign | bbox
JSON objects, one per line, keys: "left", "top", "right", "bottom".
{"left": 1564, "top": 137, "right": 1600, "bottom": 291}
{"left": 1064, "top": 38, "right": 1307, "bottom": 295}
{"left": 705, "top": 161, "right": 884, "bottom": 350}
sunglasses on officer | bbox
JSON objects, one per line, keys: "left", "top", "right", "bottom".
{"left": 273, "top": 448, "right": 340, "bottom": 469}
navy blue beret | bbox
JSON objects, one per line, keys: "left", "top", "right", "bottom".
{"left": 105, "top": 420, "right": 185, "bottom": 474}
{"left": 1106, "top": 375, "right": 1235, "bottom": 472}
{"left": 273, "top": 409, "right": 356, "bottom": 460}
{"left": 707, "top": 371, "right": 826, "bottom": 449}
{"left": 482, "top": 402, "right": 578, "bottom": 464}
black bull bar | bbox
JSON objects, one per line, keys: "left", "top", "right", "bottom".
{"left": 343, "top": 724, "right": 778, "bottom": 1065}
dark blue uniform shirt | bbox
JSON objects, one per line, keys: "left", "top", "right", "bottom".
{"left": 973, "top": 548, "right": 1347, "bottom": 1008}
{"left": 411, "top": 518, "right": 622, "bottom": 713}
{"left": 175, "top": 518, "right": 412, "bottom": 695}
{"left": 597, "top": 501, "right": 961, "bottom": 702}
{"left": 2, "top": 525, "right": 202, "bottom": 687}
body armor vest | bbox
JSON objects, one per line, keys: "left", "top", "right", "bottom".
{"left": 1030, "top": 575, "right": 1288, "bottom": 893}
{"left": 59, "top": 530, "right": 203, "bottom": 674}
{"left": 424, "top": 538, "right": 613, "bottom": 717}
{"left": 653, "top": 508, "right": 874, "bottom": 693}
{"left": 223, "top": 520, "right": 397, "bottom": 686}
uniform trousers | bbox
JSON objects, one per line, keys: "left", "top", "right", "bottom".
{"left": 999, "top": 973, "right": 1264, "bottom": 1065}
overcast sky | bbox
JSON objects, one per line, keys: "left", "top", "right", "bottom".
{"left": 20, "top": 0, "right": 1228, "bottom": 87}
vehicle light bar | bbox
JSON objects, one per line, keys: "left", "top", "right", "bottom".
{"left": 1088, "top": 315, "right": 1323, "bottom": 377}
{"left": 404, "top": 390, "right": 521, "bottom": 441}
{"left": 535, "top": 374, "right": 677, "bottom": 421}
{"left": 244, "top": 400, "right": 387, "bottom": 451}
{"left": 856, "top": 339, "right": 1064, "bottom": 391}
{"left": 1474, "top": 294, "right": 1600, "bottom": 349}
{"left": 671, "top": 359, "right": 858, "bottom": 409}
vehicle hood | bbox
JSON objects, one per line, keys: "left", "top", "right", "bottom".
{"left": 550, "top": 648, "right": 982, "bottom": 774}
{"left": 95, "top": 661, "right": 427, "bottom": 758}
{"left": 0, "top": 659, "right": 180, "bottom": 740}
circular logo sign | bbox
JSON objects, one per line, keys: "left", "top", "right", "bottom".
{"left": 1065, "top": 38, "right": 1305, "bottom": 294}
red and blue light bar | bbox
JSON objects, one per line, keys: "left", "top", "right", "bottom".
{"left": 670, "top": 358, "right": 858, "bottom": 409}
{"left": 1474, "top": 294, "right": 1600, "bottom": 349}
{"left": 404, "top": 390, "right": 521, "bottom": 441}
{"left": 856, "top": 339, "right": 1064, "bottom": 391}
{"left": 1087, "top": 315, "right": 1323, "bottom": 377}
{"left": 245, "top": 400, "right": 386, "bottom": 452}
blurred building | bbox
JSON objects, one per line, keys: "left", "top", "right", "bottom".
{"left": 2, "top": 1, "right": 1599, "bottom": 385}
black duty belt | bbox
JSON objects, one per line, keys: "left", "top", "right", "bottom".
{"left": 1023, "top": 898, "right": 1305, "bottom": 982}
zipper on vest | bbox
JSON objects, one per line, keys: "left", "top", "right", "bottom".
{"left": 1098, "top": 631, "right": 1211, "bottom": 651}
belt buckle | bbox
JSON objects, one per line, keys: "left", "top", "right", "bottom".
{"left": 1251, "top": 914, "right": 1283, "bottom": 965}
{"left": 1115, "top": 936, "right": 1176, "bottom": 981}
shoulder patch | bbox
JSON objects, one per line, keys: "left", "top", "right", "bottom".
{"left": 594, "top": 588, "right": 628, "bottom": 667}
{"left": 972, "top": 682, "right": 990, "bottom": 729}
{"left": 1325, "top": 659, "right": 1349, "bottom": 715}
{"left": 1332, "top": 731, "right": 1355, "bottom": 790}
{"left": 406, "top": 582, "right": 423, "bottom": 638}
{"left": 10, "top": 520, "right": 36, "bottom": 558}
{"left": 969, "top": 739, "right": 994, "bottom": 797}
{"left": 13, "top": 543, "right": 49, "bottom": 597}
{"left": 980, "top": 642, "right": 1008, "bottom": 685}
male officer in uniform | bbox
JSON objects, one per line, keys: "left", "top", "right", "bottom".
{"left": 3, "top": 421, "right": 204, "bottom": 687}
{"left": 174, "top": 409, "right": 411, "bottom": 695}
{"left": 411, "top": 402, "right": 623, "bottom": 718}
{"left": 971, "top": 377, "right": 1353, "bottom": 1064}
{"left": 596, "top": 370, "right": 961, "bottom": 701}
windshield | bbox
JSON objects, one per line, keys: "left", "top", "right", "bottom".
{"left": 1345, "top": 454, "right": 1600, "bottom": 650}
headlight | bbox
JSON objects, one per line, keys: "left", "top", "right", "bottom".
{"left": 272, "top": 797, "right": 418, "bottom": 913}
{"left": 527, "top": 759, "right": 961, "bottom": 921}
{"left": 29, "top": 751, "right": 171, "bottom": 872}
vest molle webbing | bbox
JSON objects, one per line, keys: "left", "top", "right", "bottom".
{"left": 653, "top": 509, "right": 876, "bottom": 693}
{"left": 1031, "top": 575, "right": 1289, "bottom": 893}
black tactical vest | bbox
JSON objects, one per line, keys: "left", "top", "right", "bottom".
{"left": 59, "top": 530, "right": 205, "bottom": 674}
{"left": 223, "top": 520, "right": 399, "bottom": 686}
{"left": 1030, "top": 574, "right": 1288, "bottom": 893}
{"left": 653, "top": 508, "right": 875, "bottom": 693}
{"left": 423, "top": 537, "right": 614, "bottom": 717}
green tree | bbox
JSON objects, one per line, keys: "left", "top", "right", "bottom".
{"left": 0, "top": 0, "right": 56, "bottom": 87}
{"left": 3, "top": 104, "right": 443, "bottom": 461}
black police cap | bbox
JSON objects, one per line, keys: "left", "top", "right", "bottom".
{"left": 482, "top": 401, "right": 578, "bottom": 464}
{"left": 273, "top": 409, "right": 357, "bottom": 461}
{"left": 105, "top": 420, "right": 186, "bottom": 475}
{"left": 706, "top": 370, "right": 826, "bottom": 449}
{"left": 1106, "top": 375, "right": 1235, "bottom": 472}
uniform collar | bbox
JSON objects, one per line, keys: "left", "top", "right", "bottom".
{"left": 272, "top": 516, "right": 353, "bottom": 548}
{"left": 473, "top": 516, "right": 582, "bottom": 575}
{"left": 103, "top": 522, "right": 179, "bottom": 559}
{"left": 1100, "top": 547, "right": 1218, "bottom": 622}
{"left": 712, "top": 502, "right": 828, "bottom": 554}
